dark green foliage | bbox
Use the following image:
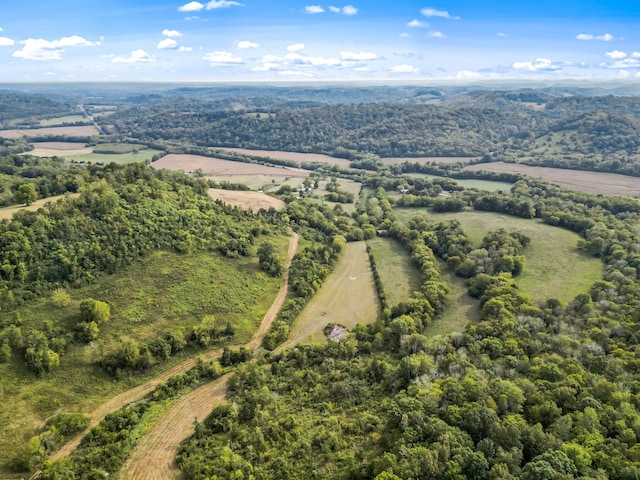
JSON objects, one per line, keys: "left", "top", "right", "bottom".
{"left": 79, "top": 298, "right": 110, "bottom": 324}
{"left": 257, "top": 242, "right": 283, "bottom": 277}
{"left": 15, "top": 183, "right": 38, "bottom": 206}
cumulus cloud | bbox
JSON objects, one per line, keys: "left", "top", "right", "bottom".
{"left": 600, "top": 58, "right": 640, "bottom": 69}
{"left": 203, "top": 50, "right": 243, "bottom": 65}
{"left": 389, "top": 64, "right": 418, "bottom": 73}
{"left": 254, "top": 50, "right": 353, "bottom": 72}
{"left": 353, "top": 66, "right": 370, "bottom": 71}
{"left": 278, "top": 70, "right": 314, "bottom": 77}
{"left": 456, "top": 70, "right": 482, "bottom": 79}
{"left": 305, "top": 5, "right": 324, "bottom": 14}
{"left": 178, "top": 46, "right": 193, "bottom": 52}
{"left": 287, "top": 43, "right": 305, "bottom": 52}
{"left": 605, "top": 50, "right": 627, "bottom": 59}
{"left": 157, "top": 38, "right": 178, "bottom": 49}
{"left": 238, "top": 40, "right": 259, "bottom": 49}
{"left": 163, "top": 29, "right": 183, "bottom": 38}
{"left": 206, "top": 0, "right": 243, "bottom": 9}
{"left": 576, "top": 33, "right": 613, "bottom": 41}
{"left": 178, "top": 1, "right": 204, "bottom": 11}
{"left": 512, "top": 58, "right": 562, "bottom": 72}
{"left": 421, "top": 8, "right": 460, "bottom": 20}
{"left": 329, "top": 5, "right": 357, "bottom": 15}
{"left": 340, "top": 51, "right": 378, "bottom": 60}
{"left": 0, "top": 37, "right": 14, "bottom": 47}
{"left": 112, "top": 49, "right": 155, "bottom": 64}
{"left": 428, "top": 31, "right": 447, "bottom": 38}
{"left": 13, "top": 35, "right": 98, "bottom": 61}
{"left": 407, "top": 19, "right": 429, "bottom": 27}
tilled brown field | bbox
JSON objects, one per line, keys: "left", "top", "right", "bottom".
{"left": 464, "top": 162, "right": 640, "bottom": 196}
{"left": 207, "top": 188, "right": 285, "bottom": 212}
{"left": 217, "top": 147, "right": 351, "bottom": 167}
{"left": 152, "top": 153, "right": 309, "bottom": 176}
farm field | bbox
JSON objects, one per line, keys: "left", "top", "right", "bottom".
{"left": 152, "top": 153, "right": 310, "bottom": 177}
{"left": 464, "top": 161, "right": 640, "bottom": 196}
{"left": 395, "top": 208, "right": 602, "bottom": 304}
{"left": 367, "top": 237, "right": 423, "bottom": 308}
{"left": 405, "top": 172, "right": 513, "bottom": 192}
{"left": 217, "top": 147, "right": 351, "bottom": 167}
{"left": 64, "top": 149, "right": 164, "bottom": 164}
{"left": 38, "top": 115, "right": 87, "bottom": 126}
{"left": 207, "top": 188, "right": 285, "bottom": 212}
{"left": 209, "top": 174, "right": 305, "bottom": 192}
{"left": 0, "top": 125, "right": 100, "bottom": 139}
{"left": 0, "top": 244, "right": 287, "bottom": 471}
{"left": 313, "top": 178, "right": 362, "bottom": 213}
{"left": 279, "top": 240, "right": 380, "bottom": 349}
{"left": 29, "top": 142, "right": 93, "bottom": 157}
{"left": 0, "top": 193, "right": 80, "bottom": 220}
{"left": 383, "top": 156, "right": 478, "bottom": 165}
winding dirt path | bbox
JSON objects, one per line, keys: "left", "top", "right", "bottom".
{"left": 46, "top": 232, "right": 298, "bottom": 468}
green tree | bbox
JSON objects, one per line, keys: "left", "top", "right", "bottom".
{"left": 15, "top": 183, "right": 38, "bottom": 206}
{"left": 79, "top": 298, "right": 110, "bottom": 324}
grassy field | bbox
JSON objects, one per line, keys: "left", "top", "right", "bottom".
{"left": 405, "top": 173, "right": 513, "bottom": 192}
{"left": 279, "top": 241, "right": 380, "bottom": 349}
{"left": 0, "top": 241, "right": 287, "bottom": 473}
{"left": 0, "top": 126, "right": 100, "bottom": 139}
{"left": 207, "top": 188, "right": 285, "bottom": 212}
{"left": 0, "top": 193, "right": 80, "bottom": 220}
{"left": 313, "top": 178, "right": 362, "bottom": 213}
{"left": 38, "top": 115, "right": 87, "bottom": 127}
{"left": 367, "top": 237, "right": 423, "bottom": 308}
{"left": 92, "top": 143, "right": 146, "bottom": 154}
{"left": 64, "top": 149, "right": 164, "bottom": 165}
{"left": 208, "top": 174, "right": 306, "bottom": 192}
{"left": 395, "top": 208, "right": 602, "bottom": 304}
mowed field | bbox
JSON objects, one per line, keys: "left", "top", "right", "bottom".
{"left": 383, "top": 156, "right": 478, "bottom": 165}
{"left": 279, "top": 241, "right": 380, "bottom": 349}
{"left": 29, "top": 142, "right": 93, "bottom": 157}
{"left": 207, "top": 188, "right": 284, "bottom": 213}
{"left": 217, "top": 147, "right": 351, "bottom": 167}
{"left": 395, "top": 209, "right": 602, "bottom": 304}
{"left": 0, "top": 125, "right": 100, "bottom": 139}
{"left": 405, "top": 173, "right": 513, "bottom": 192}
{"left": 464, "top": 162, "right": 640, "bottom": 196}
{"left": 152, "top": 154, "right": 309, "bottom": 177}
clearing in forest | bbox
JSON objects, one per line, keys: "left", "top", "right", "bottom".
{"left": 152, "top": 153, "right": 309, "bottom": 177}
{"left": 207, "top": 188, "right": 284, "bottom": 212}
{"left": 395, "top": 208, "right": 602, "bottom": 304}
{"left": 0, "top": 193, "right": 80, "bottom": 220}
{"left": 216, "top": 147, "right": 351, "bottom": 167}
{"left": 279, "top": 240, "right": 380, "bottom": 349}
{"left": 464, "top": 161, "right": 640, "bottom": 196}
{"left": 404, "top": 173, "right": 513, "bottom": 192}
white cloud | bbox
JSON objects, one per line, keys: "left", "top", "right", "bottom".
{"left": 428, "top": 31, "right": 447, "bottom": 38}
{"left": 285, "top": 52, "right": 342, "bottom": 67}
{"left": 512, "top": 58, "right": 562, "bottom": 71}
{"left": 252, "top": 62, "right": 281, "bottom": 72}
{"left": 305, "top": 5, "right": 324, "bottom": 14}
{"left": 157, "top": 38, "right": 178, "bottom": 49}
{"left": 576, "top": 33, "right": 614, "bottom": 41}
{"left": 203, "top": 50, "right": 243, "bottom": 65}
{"left": 497, "top": 32, "right": 506, "bottom": 37}
{"left": 0, "top": 37, "right": 14, "bottom": 47}
{"left": 389, "top": 64, "right": 418, "bottom": 73}
{"left": 353, "top": 66, "right": 370, "bottom": 72}
{"left": 340, "top": 51, "right": 378, "bottom": 60}
{"left": 162, "top": 29, "right": 183, "bottom": 38}
{"left": 456, "top": 70, "right": 482, "bottom": 79}
{"left": 278, "top": 70, "right": 314, "bottom": 77}
{"left": 600, "top": 58, "right": 640, "bottom": 69}
{"left": 329, "top": 5, "right": 357, "bottom": 15}
{"left": 400, "top": 32, "right": 410, "bottom": 37}
{"left": 0, "top": 27, "right": 3, "bottom": 32}
{"left": 112, "top": 49, "right": 155, "bottom": 64}
{"left": 408, "top": 19, "right": 428, "bottom": 28}
{"left": 421, "top": 8, "right": 460, "bottom": 20}
{"left": 238, "top": 40, "right": 259, "bottom": 49}
{"left": 329, "top": 6, "right": 340, "bottom": 13}
{"left": 206, "top": 0, "right": 243, "bottom": 9}
{"left": 178, "top": 1, "right": 204, "bottom": 12}
{"left": 178, "top": 46, "right": 193, "bottom": 52}
{"left": 13, "top": 35, "right": 97, "bottom": 61}
{"left": 605, "top": 50, "right": 627, "bottom": 59}
{"left": 287, "top": 43, "right": 305, "bottom": 52}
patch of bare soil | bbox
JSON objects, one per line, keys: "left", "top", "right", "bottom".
{"left": 207, "top": 188, "right": 285, "bottom": 213}
{"left": 152, "top": 153, "right": 309, "bottom": 176}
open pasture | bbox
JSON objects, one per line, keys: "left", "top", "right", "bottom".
{"left": 29, "top": 142, "right": 93, "bottom": 157}
{"left": 279, "top": 241, "right": 380, "bottom": 348}
{"left": 0, "top": 126, "right": 100, "bottom": 139}
{"left": 464, "top": 162, "right": 640, "bottom": 196}
{"left": 152, "top": 154, "right": 310, "bottom": 177}
{"left": 405, "top": 173, "right": 513, "bottom": 192}
{"left": 207, "top": 188, "right": 285, "bottom": 212}
{"left": 313, "top": 178, "right": 362, "bottom": 213}
{"left": 38, "top": 115, "right": 87, "bottom": 127}
{"left": 65, "top": 150, "right": 163, "bottom": 165}
{"left": 217, "top": 147, "right": 351, "bottom": 167}
{"left": 209, "top": 174, "right": 305, "bottom": 192}
{"left": 383, "top": 156, "right": 478, "bottom": 165}
{"left": 395, "top": 208, "right": 602, "bottom": 304}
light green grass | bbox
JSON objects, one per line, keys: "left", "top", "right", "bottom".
{"left": 405, "top": 173, "right": 513, "bottom": 193}
{"left": 38, "top": 115, "right": 87, "bottom": 127}
{"left": 64, "top": 149, "right": 164, "bottom": 165}
{"left": 0, "top": 239, "right": 287, "bottom": 474}
{"left": 367, "top": 237, "right": 423, "bottom": 308}
{"left": 207, "top": 174, "right": 306, "bottom": 192}
{"left": 395, "top": 208, "right": 603, "bottom": 304}
{"left": 313, "top": 178, "right": 362, "bottom": 214}
{"left": 93, "top": 143, "right": 146, "bottom": 154}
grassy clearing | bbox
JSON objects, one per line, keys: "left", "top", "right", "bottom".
{"left": 367, "top": 237, "right": 422, "bottom": 308}
{"left": 395, "top": 208, "right": 602, "bottom": 304}
{"left": 0, "top": 240, "right": 287, "bottom": 473}
{"left": 64, "top": 149, "right": 163, "bottom": 165}
{"left": 280, "top": 241, "right": 380, "bottom": 348}
{"left": 0, "top": 193, "right": 80, "bottom": 220}
{"left": 38, "top": 115, "right": 87, "bottom": 127}
{"left": 405, "top": 173, "right": 513, "bottom": 192}
{"left": 92, "top": 143, "right": 147, "bottom": 154}
{"left": 313, "top": 178, "right": 362, "bottom": 214}
{"left": 207, "top": 174, "right": 306, "bottom": 192}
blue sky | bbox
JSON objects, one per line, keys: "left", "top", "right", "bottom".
{"left": 2, "top": 0, "right": 640, "bottom": 82}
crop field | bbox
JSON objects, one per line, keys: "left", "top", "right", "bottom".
{"left": 405, "top": 173, "right": 513, "bottom": 192}
{"left": 367, "top": 237, "right": 423, "bottom": 308}
{"left": 152, "top": 153, "right": 310, "bottom": 177}
{"left": 38, "top": 115, "right": 87, "bottom": 126}
{"left": 0, "top": 125, "right": 100, "bottom": 138}
{"left": 0, "top": 244, "right": 286, "bottom": 469}
{"left": 64, "top": 149, "right": 164, "bottom": 165}
{"left": 207, "top": 188, "right": 285, "bottom": 212}
{"left": 0, "top": 193, "right": 80, "bottom": 220}
{"left": 464, "top": 161, "right": 640, "bottom": 196}
{"left": 279, "top": 241, "right": 380, "bottom": 349}
{"left": 92, "top": 143, "right": 146, "bottom": 154}
{"left": 395, "top": 208, "right": 602, "bottom": 304}
{"left": 29, "top": 142, "right": 93, "bottom": 157}
{"left": 217, "top": 147, "right": 351, "bottom": 167}
{"left": 383, "top": 156, "right": 478, "bottom": 165}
